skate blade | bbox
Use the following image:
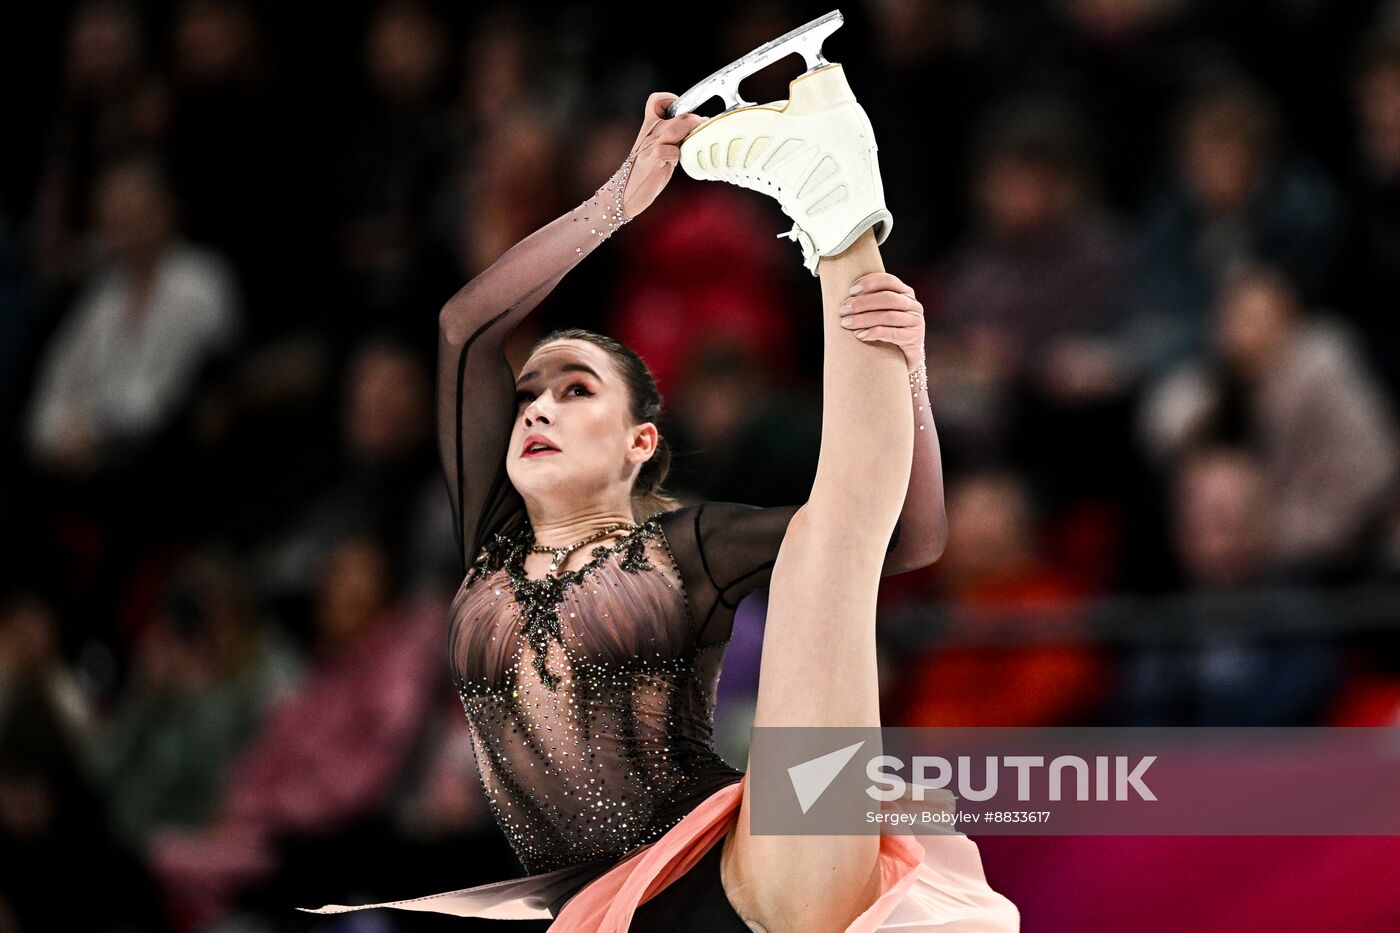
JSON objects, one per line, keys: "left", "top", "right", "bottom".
{"left": 664, "top": 9, "right": 843, "bottom": 119}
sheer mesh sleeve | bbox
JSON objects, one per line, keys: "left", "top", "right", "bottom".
{"left": 658, "top": 503, "right": 906, "bottom": 648}
{"left": 436, "top": 165, "right": 633, "bottom": 573}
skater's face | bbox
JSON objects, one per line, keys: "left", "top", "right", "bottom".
{"left": 507, "top": 339, "right": 658, "bottom": 512}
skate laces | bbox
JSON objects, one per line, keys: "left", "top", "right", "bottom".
{"left": 777, "top": 223, "right": 820, "bottom": 274}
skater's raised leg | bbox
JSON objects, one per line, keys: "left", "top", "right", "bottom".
{"left": 718, "top": 227, "right": 912, "bottom": 933}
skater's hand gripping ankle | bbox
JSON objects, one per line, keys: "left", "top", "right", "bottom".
{"left": 838, "top": 272, "right": 926, "bottom": 372}
{"left": 618, "top": 92, "right": 704, "bottom": 218}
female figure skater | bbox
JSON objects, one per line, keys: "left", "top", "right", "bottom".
{"left": 303, "top": 66, "right": 1018, "bottom": 932}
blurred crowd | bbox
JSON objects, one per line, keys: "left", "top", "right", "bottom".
{"left": 3, "top": 0, "right": 1400, "bottom": 931}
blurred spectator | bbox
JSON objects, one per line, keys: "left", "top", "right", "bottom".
{"left": 891, "top": 469, "right": 1110, "bottom": 727}
{"left": 0, "top": 674, "right": 166, "bottom": 932}
{"left": 932, "top": 98, "right": 1133, "bottom": 464}
{"left": 664, "top": 341, "right": 819, "bottom": 506}
{"left": 332, "top": 0, "right": 458, "bottom": 349}
{"left": 1128, "top": 80, "right": 1346, "bottom": 376}
{"left": 250, "top": 335, "right": 454, "bottom": 602}
{"left": 85, "top": 554, "right": 300, "bottom": 853}
{"left": 1340, "top": 30, "right": 1400, "bottom": 401}
{"left": 185, "top": 336, "right": 341, "bottom": 551}
{"left": 365, "top": 0, "right": 450, "bottom": 111}
{"left": 607, "top": 186, "right": 801, "bottom": 400}
{"left": 859, "top": 0, "right": 989, "bottom": 265}
{"left": 395, "top": 699, "right": 492, "bottom": 842}
{"left": 19, "top": 155, "right": 243, "bottom": 665}
{"left": 1140, "top": 267, "right": 1399, "bottom": 580}
{"left": 1199, "top": 0, "right": 1376, "bottom": 171}
{"left": 166, "top": 0, "right": 319, "bottom": 344}
{"left": 0, "top": 590, "right": 93, "bottom": 749}
{"left": 939, "top": 98, "right": 1128, "bottom": 383}
{"left": 32, "top": 0, "right": 170, "bottom": 288}
{"left": 1116, "top": 444, "right": 1345, "bottom": 725}
{"left": 453, "top": 108, "right": 562, "bottom": 281}
{"left": 931, "top": 99, "right": 1142, "bottom": 570}
{"left": 230, "top": 693, "right": 529, "bottom": 925}
{"left": 147, "top": 534, "right": 443, "bottom": 932}
{"left": 1046, "top": 0, "right": 1204, "bottom": 208}
{"left": 458, "top": 6, "right": 539, "bottom": 131}
{"left": 25, "top": 154, "right": 241, "bottom": 478}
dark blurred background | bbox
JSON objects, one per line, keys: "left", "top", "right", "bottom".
{"left": 3, "top": 0, "right": 1400, "bottom": 931}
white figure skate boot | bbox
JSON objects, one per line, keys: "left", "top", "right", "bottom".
{"left": 670, "top": 13, "right": 892, "bottom": 274}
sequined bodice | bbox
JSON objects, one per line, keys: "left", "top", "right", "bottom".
{"left": 448, "top": 519, "right": 742, "bottom": 873}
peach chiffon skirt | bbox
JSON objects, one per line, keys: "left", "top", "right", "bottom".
{"left": 298, "top": 774, "right": 1020, "bottom": 931}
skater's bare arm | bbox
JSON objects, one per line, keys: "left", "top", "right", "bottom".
{"left": 436, "top": 93, "right": 702, "bottom": 571}
{"left": 838, "top": 271, "right": 948, "bottom": 570}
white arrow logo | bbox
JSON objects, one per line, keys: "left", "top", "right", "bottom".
{"left": 787, "top": 741, "right": 866, "bottom": 814}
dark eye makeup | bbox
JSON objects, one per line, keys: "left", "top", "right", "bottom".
{"left": 515, "top": 382, "right": 593, "bottom": 407}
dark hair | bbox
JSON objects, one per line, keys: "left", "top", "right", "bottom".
{"left": 529, "top": 327, "right": 681, "bottom": 521}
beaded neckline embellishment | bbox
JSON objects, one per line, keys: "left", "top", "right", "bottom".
{"left": 466, "top": 518, "right": 662, "bottom": 690}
